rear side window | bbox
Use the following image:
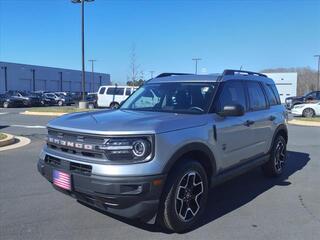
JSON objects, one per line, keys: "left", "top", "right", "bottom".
{"left": 217, "top": 81, "right": 247, "bottom": 112}
{"left": 106, "top": 87, "right": 124, "bottom": 95}
{"left": 125, "top": 88, "right": 131, "bottom": 96}
{"left": 246, "top": 82, "right": 267, "bottom": 111}
{"left": 264, "top": 84, "right": 279, "bottom": 106}
{"left": 270, "top": 84, "right": 281, "bottom": 104}
{"left": 99, "top": 87, "right": 106, "bottom": 94}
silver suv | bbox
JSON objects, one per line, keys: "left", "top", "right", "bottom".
{"left": 38, "top": 70, "right": 288, "bottom": 232}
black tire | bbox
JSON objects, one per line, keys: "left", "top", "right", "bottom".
{"left": 110, "top": 102, "right": 119, "bottom": 109}
{"left": 302, "top": 108, "right": 315, "bottom": 118}
{"left": 158, "top": 160, "right": 208, "bottom": 233}
{"left": 3, "top": 102, "right": 9, "bottom": 108}
{"left": 262, "top": 135, "right": 287, "bottom": 177}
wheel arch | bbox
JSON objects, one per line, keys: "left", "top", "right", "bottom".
{"left": 162, "top": 142, "right": 217, "bottom": 184}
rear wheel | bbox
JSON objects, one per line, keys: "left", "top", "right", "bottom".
{"left": 262, "top": 135, "right": 287, "bottom": 177}
{"left": 58, "top": 100, "right": 63, "bottom": 106}
{"left": 158, "top": 161, "right": 208, "bottom": 233}
{"left": 302, "top": 108, "right": 315, "bottom": 118}
{"left": 110, "top": 102, "right": 119, "bottom": 109}
{"left": 88, "top": 103, "right": 95, "bottom": 109}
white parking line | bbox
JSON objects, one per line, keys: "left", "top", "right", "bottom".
{"left": 9, "top": 124, "right": 46, "bottom": 129}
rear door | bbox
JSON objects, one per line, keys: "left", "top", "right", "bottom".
{"left": 244, "top": 81, "right": 274, "bottom": 157}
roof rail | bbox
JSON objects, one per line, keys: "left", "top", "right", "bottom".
{"left": 222, "top": 69, "right": 267, "bottom": 78}
{"left": 155, "top": 73, "right": 192, "bottom": 78}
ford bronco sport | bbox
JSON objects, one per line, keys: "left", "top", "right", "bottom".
{"left": 38, "top": 69, "right": 288, "bottom": 232}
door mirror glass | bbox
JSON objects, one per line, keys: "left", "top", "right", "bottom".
{"left": 219, "top": 104, "right": 245, "bottom": 117}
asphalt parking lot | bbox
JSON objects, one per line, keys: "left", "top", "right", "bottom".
{"left": 0, "top": 107, "right": 320, "bottom": 240}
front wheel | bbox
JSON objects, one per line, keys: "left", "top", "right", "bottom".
{"left": 58, "top": 100, "right": 63, "bottom": 106}
{"left": 262, "top": 135, "right": 287, "bottom": 177}
{"left": 158, "top": 161, "right": 208, "bottom": 233}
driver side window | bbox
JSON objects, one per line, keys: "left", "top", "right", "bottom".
{"left": 216, "top": 81, "right": 247, "bottom": 112}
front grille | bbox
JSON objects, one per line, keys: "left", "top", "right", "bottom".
{"left": 45, "top": 155, "right": 61, "bottom": 167}
{"left": 45, "top": 155, "right": 92, "bottom": 175}
{"left": 47, "top": 129, "right": 106, "bottom": 159}
{"left": 70, "top": 162, "right": 92, "bottom": 175}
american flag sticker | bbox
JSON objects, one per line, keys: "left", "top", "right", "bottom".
{"left": 53, "top": 170, "right": 71, "bottom": 191}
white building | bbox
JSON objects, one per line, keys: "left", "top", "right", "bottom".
{"left": 263, "top": 72, "right": 297, "bottom": 103}
{"left": 0, "top": 62, "right": 111, "bottom": 94}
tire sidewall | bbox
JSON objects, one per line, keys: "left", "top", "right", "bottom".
{"left": 161, "top": 161, "right": 208, "bottom": 232}
{"left": 271, "top": 135, "right": 287, "bottom": 175}
{"left": 303, "top": 108, "right": 314, "bottom": 118}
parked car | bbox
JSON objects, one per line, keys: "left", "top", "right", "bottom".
{"left": 31, "top": 92, "right": 56, "bottom": 106}
{"left": 97, "top": 85, "right": 137, "bottom": 108}
{"left": 38, "top": 69, "right": 288, "bottom": 232}
{"left": 0, "top": 93, "right": 25, "bottom": 108}
{"left": 291, "top": 101, "right": 320, "bottom": 117}
{"left": 86, "top": 93, "right": 98, "bottom": 109}
{"left": 5, "top": 91, "right": 42, "bottom": 107}
{"left": 43, "top": 92, "right": 72, "bottom": 106}
{"left": 285, "top": 91, "right": 320, "bottom": 110}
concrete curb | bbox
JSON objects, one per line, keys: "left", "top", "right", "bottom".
{"left": 288, "top": 119, "right": 320, "bottom": 127}
{"left": 21, "top": 111, "right": 66, "bottom": 116}
{"left": 0, "top": 133, "right": 15, "bottom": 147}
{"left": 0, "top": 136, "right": 31, "bottom": 152}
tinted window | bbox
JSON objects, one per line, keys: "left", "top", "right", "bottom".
{"left": 121, "top": 82, "right": 217, "bottom": 114}
{"left": 247, "top": 82, "right": 267, "bottom": 110}
{"left": 99, "top": 87, "right": 106, "bottom": 94}
{"left": 264, "top": 84, "right": 278, "bottom": 106}
{"left": 125, "top": 88, "right": 131, "bottom": 96}
{"left": 106, "top": 87, "right": 124, "bottom": 95}
{"left": 270, "top": 84, "right": 281, "bottom": 104}
{"left": 217, "top": 81, "right": 246, "bottom": 112}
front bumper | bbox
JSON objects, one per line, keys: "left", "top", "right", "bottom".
{"left": 37, "top": 156, "right": 165, "bottom": 221}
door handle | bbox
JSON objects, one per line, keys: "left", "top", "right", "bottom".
{"left": 269, "top": 115, "right": 276, "bottom": 121}
{"left": 244, "top": 120, "right": 255, "bottom": 127}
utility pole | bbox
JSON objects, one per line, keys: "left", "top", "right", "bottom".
{"left": 1, "top": 66, "right": 8, "bottom": 92}
{"left": 88, "top": 59, "right": 97, "bottom": 92}
{"left": 59, "top": 72, "right": 63, "bottom": 92}
{"left": 192, "top": 58, "right": 202, "bottom": 74}
{"left": 72, "top": 0, "right": 95, "bottom": 106}
{"left": 149, "top": 71, "right": 155, "bottom": 79}
{"left": 99, "top": 75, "right": 102, "bottom": 86}
{"left": 314, "top": 55, "right": 320, "bottom": 90}
{"left": 31, "top": 69, "right": 36, "bottom": 91}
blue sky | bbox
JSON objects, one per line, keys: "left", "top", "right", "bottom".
{"left": 0, "top": 0, "right": 319, "bottom": 83}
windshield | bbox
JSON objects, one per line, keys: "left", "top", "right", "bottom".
{"left": 120, "top": 82, "right": 217, "bottom": 114}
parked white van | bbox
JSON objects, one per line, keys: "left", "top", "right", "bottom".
{"left": 97, "top": 85, "right": 137, "bottom": 108}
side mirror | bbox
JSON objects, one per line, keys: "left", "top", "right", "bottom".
{"left": 219, "top": 104, "right": 245, "bottom": 117}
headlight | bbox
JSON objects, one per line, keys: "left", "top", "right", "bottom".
{"left": 98, "top": 136, "right": 153, "bottom": 162}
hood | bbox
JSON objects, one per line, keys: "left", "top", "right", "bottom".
{"left": 47, "top": 109, "right": 209, "bottom": 135}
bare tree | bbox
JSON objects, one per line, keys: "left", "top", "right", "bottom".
{"left": 128, "top": 44, "right": 139, "bottom": 82}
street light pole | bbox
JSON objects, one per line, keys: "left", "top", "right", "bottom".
{"left": 31, "top": 69, "right": 36, "bottom": 92}
{"left": 72, "top": 0, "right": 94, "bottom": 106}
{"left": 192, "top": 58, "right": 201, "bottom": 74}
{"left": 88, "top": 59, "right": 96, "bottom": 92}
{"left": 314, "top": 55, "right": 320, "bottom": 91}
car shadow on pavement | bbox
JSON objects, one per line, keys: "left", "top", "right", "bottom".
{"left": 80, "top": 150, "right": 310, "bottom": 234}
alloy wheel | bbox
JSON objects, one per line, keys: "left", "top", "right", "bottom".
{"left": 274, "top": 141, "right": 286, "bottom": 172}
{"left": 175, "top": 171, "right": 204, "bottom": 222}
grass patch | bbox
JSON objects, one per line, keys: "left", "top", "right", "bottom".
{"left": 0, "top": 133, "right": 7, "bottom": 140}
{"left": 27, "top": 107, "right": 96, "bottom": 113}
{"left": 294, "top": 117, "right": 320, "bottom": 122}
